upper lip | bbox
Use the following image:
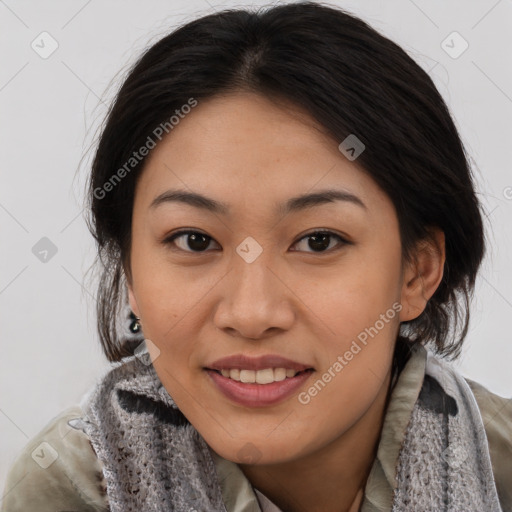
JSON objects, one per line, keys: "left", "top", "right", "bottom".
{"left": 206, "top": 354, "right": 314, "bottom": 372}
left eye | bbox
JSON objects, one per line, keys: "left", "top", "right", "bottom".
{"left": 292, "top": 231, "right": 348, "bottom": 253}
{"left": 165, "top": 231, "right": 219, "bottom": 252}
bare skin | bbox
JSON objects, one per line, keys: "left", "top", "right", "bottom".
{"left": 126, "top": 91, "right": 445, "bottom": 512}
{"left": 238, "top": 368, "right": 392, "bottom": 511}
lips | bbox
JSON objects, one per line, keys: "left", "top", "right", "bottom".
{"left": 206, "top": 354, "right": 314, "bottom": 372}
{"left": 204, "top": 354, "right": 315, "bottom": 407}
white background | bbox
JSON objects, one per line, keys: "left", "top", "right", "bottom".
{"left": 1, "top": 0, "right": 511, "bottom": 500}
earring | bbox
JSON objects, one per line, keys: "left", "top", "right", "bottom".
{"left": 129, "top": 311, "right": 142, "bottom": 333}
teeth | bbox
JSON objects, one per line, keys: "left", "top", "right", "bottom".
{"left": 218, "top": 367, "right": 301, "bottom": 383}
{"left": 230, "top": 368, "right": 240, "bottom": 380}
{"left": 240, "top": 370, "right": 256, "bottom": 383}
{"left": 255, "top": 368, "right": 274, "bottom": 384}
{"left": 273, "top": 368, "right": 287, "bottom": 382}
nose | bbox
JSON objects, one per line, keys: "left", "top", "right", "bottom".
{"left": 213, "top": 251, "right": 295, "bottom": 340}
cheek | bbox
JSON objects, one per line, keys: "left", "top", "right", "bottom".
{"left": 291, "top": 243, "right": 402, "bottom": 385}
{"left": 130, "top": 242, "right": 210, "bottom": 335}
{"left": 292, "top": 245, "right": 402, "bottom": 335}
{"left": 290, "top": 265, "right": 401, "bottom": 450}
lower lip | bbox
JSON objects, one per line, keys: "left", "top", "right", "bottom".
{"left": 205, "top": 369, "right": 314, "bottom": 407}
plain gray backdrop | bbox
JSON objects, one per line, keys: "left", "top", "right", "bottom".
{"left": 1, "top": 0, "right": 511, "bottom": 499}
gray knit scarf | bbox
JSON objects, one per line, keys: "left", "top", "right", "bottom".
{"left": 75, "top": 343, "right": 502, "bottom": 511}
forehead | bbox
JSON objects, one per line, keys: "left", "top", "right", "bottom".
{"left": 134, "top": 92, "right": 390, "bottom": 218}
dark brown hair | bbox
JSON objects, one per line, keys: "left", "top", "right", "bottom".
{"left": 85, "top": 1, "right": 485, "bottom": 363}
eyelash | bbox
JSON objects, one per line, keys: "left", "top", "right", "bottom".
{"left": 162, "top": 229, "right": 350, "bottom": 254}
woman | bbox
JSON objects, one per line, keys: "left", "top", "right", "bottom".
{"left": 2, "top": 2, "right": 510, "bottom": 511}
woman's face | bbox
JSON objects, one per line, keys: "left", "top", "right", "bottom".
{"left": 127, "top": 92, "right": 414, "bottom": 464}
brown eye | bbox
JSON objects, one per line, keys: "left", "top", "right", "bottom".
{"left": 164, "top": 230, "right": 218, "bottom": 252}
{"left": 292, "top": 231, "right": 348, "bottom": 253}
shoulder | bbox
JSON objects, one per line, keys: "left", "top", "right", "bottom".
{"left": 464, "top": 377, "right": 512, "bottom": 512}
{"left": 1, "top": 405, "right": 109, "bottom": 512}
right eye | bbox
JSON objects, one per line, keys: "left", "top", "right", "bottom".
{"left": 162, "top": 230, "right": 220, "bottom": 253}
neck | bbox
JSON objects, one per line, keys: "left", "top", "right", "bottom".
{"left": 240, "top": 368, "right": 394, "bottom": 512}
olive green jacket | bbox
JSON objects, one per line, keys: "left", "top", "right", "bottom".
{"left": 2, "top": 346, "right": 511, "bottom": 511}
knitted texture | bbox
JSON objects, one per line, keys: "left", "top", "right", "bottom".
{"left": 80, "top": 356, "right": 227, "bottom": 512}
{"left": 79, "top": 345, "right": 502, "bottom": 512}
{"left": 392, "top": 351, "right": 502, "bottom": 511}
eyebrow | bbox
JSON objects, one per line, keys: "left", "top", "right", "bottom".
{"left": 149, "top": 188, "right": 367, "bottom": 216}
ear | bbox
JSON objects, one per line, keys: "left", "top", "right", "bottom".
{"left": 399, "top": 228, "right": 445, "bottom": 322}
{"left": 124, "top": 263, "right": 140, "bottom": 318}
{"left": 127, "top": 283, "right": 140, "bottom": 318}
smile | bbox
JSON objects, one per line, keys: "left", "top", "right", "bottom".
{"left": 217, "top": 367, "right": 304, "bottom": 383}
{"left": 204, "top": 353, "right": 315, "bottom": 407}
